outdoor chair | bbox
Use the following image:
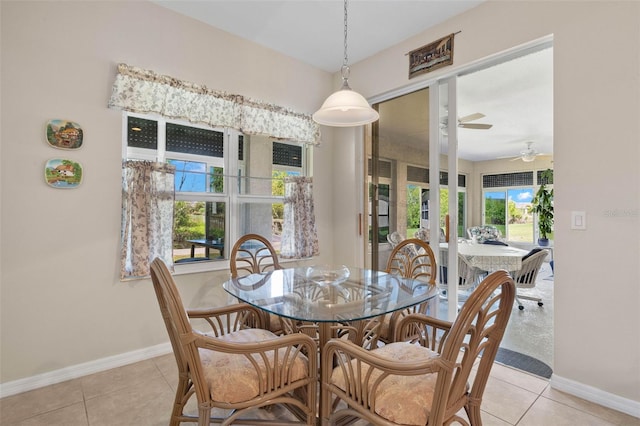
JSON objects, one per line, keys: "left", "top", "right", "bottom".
{"left": 510, "top": 248, "right": 548, "bottom": 310}
{"left": 149, "top": 258, "right": 317, "bottom": 426}
{"left": 321, "top": 270, "right": 515, "bottom": 426}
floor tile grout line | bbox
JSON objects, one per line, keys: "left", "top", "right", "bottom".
{"left": 513, "top": 392, "right": 546, "bottom": 425}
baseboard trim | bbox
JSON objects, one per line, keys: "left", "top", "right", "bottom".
{"left": 551, "top": 374, "right": 640, "bottom": 419}
{"left": 3, "top": 344, "right": 639, "bottom": 421}
{"left": 0, "top": 343, "right": 172, "bottom": 399}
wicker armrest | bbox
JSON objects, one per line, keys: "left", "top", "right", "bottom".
{"left": 197, "top": 331, "right": 317, "bottom": 356}
{"left": 394, "top": 312, "right": 453, "bottom": 352}
{"left": 323, "top": 338, "right": 442, "bottom": 376}
{"left": 321, "top": 339, "right": 450, "bottom": 422}
{"left": 187, "top": 303, "right": 265, "bottom": 336}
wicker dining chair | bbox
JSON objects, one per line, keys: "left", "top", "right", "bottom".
{"left": 375, "top": 238, "right": 437, "bottom": 343}
{"left": 321, "top": 270, "right": 515, "bottom": 426}
{"left": 230, "top": 233, "right": 281, "bottom": 277}
{"left": 438, "top": 251, "right": 486, "bottom": 300}
{"left": 386, "top": 230, "right": 405, "bottom": 248}
{"left": 150, "top": 258, "right": 317, "bottom": 426}
{"left": 230, "top": 233, "right": 284, "bottom": 334}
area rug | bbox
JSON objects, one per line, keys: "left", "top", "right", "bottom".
{"left": 495, "top": 347, "right": 553, "bottom": 379}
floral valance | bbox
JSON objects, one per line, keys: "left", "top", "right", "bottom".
{"left": 108, "top": 63, "right": 320, "bottom": 145}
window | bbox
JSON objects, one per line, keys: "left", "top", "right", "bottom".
{"left": 124, "top": 113, "right": 310, "bottom": 268}
{"left": 482, "top": 171, "right": 548, "bottom": 242}
{"left": 406, "top": 168, "right": 467, "bottom": 239}
{"left": 367, "top": 158, "right": 392, "bottom": 242}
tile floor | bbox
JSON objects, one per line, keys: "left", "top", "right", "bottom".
{"left": 436, "top": 261, "right": 555, "bottom": 369}
{"left": 1, "top": 352, "right": 638, "bottom": 425}
{"left": 1, "top": 261, "right": 637, "bottom": 425}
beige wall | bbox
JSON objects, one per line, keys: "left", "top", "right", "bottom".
{"left": 1, "top": 0, "right": 639, "bottom": 414}
{"left": 339, "top": 0, "right": 639, "bottom": 406}
{"left": 0, "top": 0, "right": 335, "bottom": 385}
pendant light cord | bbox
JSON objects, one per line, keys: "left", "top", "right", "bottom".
{"left": 341, "top": 0, "right": 350, "bottom": 84}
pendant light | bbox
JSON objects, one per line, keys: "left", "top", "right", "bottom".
{"left": 312, "top": 0, "right": 379, "bottom": 127}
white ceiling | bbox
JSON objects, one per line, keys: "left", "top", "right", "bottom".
{"left": 153, "top": 0, "right": 484, "bottom": 73}
{"left": 153, "top": 0, "right": 553, "bottom": 162}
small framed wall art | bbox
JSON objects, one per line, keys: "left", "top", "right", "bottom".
{"left": 46, "top": 119, "right": 83, "bottom": 149}
{"left": 408, "top": 33, "right": 455, "bottom": 79}
{"left": 45, "top": 158, "right": 83, "bottom": 189}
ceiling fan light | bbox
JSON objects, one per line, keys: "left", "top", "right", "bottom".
{"left": 313, "top": 87, "right": 379, "bottom": 127}
{"left": 522, "top": 153, "right": 536, "bottom": 162}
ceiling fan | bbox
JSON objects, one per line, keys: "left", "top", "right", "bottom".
{"left": 507, "top": 141, "right": 543, "bottom": 162}
{"left": 440, "top": 112, "right": 493, "bottom": 134}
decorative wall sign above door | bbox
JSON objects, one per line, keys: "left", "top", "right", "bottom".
{"left": 408, "top": 33, "right": 456, "bottom": 79}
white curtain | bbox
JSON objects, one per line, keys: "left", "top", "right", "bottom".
{"left": 121, "top": 161, "right": 175, "bottom": 279}
{"left": 280, "top": 177, "right": 319, "bottom": 258}
{"left": 108, "top": 63, "right": 321, "bottom": 145}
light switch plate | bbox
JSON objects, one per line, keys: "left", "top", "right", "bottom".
{"left": 571, "top": 211, "right": 586, "bottom": 230}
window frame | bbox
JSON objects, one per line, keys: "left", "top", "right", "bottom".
{"left": 480, "top": 170, "right": 551, "bottom": 243}
{"left": 122, "top": 111, "right": 310, "bottom": 274}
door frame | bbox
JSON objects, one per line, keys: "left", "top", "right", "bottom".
{"left": 365, "top": 36, "right": 553, "bottom": 320}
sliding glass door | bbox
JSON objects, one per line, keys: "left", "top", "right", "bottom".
{"left": 367, "top": 78, "right": 461, "bottom": 320}
{"left": 366, "top": 88, "right": 431, "bottom": 271}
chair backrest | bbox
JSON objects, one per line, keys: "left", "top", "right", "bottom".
{"left": 521, "top": 247, "right": 543, "bottom": 261}
{"left": 149, "top": 258, "right": 210, "bottom": 402}
{"left": 433, "top": 270, "right": 515, "bottom": 422}
{"left": 457, "top": 253, "right": 483, "bottom": 290}
{"left": 413, "top": 227, "right": 429, "bottom": 242}
{"left": 386, "top": 231, "right": 405, "bottom": 248}
{"left": 413, "top": 227, "right": 446, "bottom": 243}
{"left": 512, "top": 249, "right": 547, "bottom": 288}
{"left": 230, "top": 234, "right": 281, "bottom": 278}
{"left": 385, "top": 238, "right": 437, "bottom": 285}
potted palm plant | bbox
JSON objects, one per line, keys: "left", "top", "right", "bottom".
{"left": 531, "top": 168, "right": 554, "bottom": 246}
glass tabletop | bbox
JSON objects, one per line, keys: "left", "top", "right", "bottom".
{"left": 222, "top": 267, "right": 439, "bottom": 323}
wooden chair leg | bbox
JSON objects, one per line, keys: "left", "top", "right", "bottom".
{"left": 171, "top": 375, "right": 191, "bottom": 426}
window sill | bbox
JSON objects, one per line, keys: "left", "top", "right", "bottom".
{"left": 172, "top": 256, "right": 314, "bottom": 277}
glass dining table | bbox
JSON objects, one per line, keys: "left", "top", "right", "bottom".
{"left": 222, "top": 266, "right": 439, "bottom": 350}
{"left": 222, "top": 266, "right": 439, "bottom": 421}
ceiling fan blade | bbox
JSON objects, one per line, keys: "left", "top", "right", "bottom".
{"left": 459, "top": 123, "right": 493, "bottom": 129}
{"left": 458, "top": 112, "right": 485, "bottom": 123}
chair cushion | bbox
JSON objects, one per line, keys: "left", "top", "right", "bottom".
{"left": 522, "top": 248, "right": 543, "bottom": 261}
{"left": 330, "top": 342, "right": 439, "bottom": 425}
{"left": 267, "top": 312, "right": 283, "bottom": 334}
{"left": 468, "top": 226, "right": 501, "bottom": 243}
{"left": 199, "top": 328, "right": 309, "bottom": 404}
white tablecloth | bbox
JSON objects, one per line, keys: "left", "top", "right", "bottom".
{"left": 440, "top": 242, "right": 529, "bottom": 272}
